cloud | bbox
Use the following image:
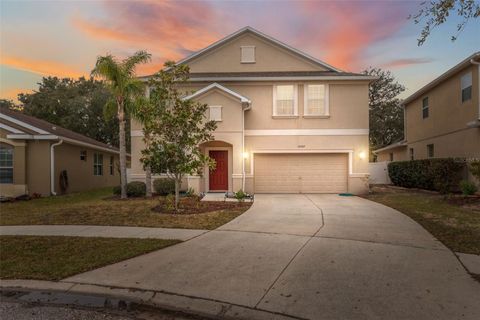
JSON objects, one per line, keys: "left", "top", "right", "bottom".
{"left": 1, "top": 54, "right": 85, "bottom": 78}
{"left": 0, "top": 87, "right": 31, "bottom": 101}
{"left": 72, "top": 0, "right": 222, "bottom": 74}
{"left": 382, "top": 57, "right": 434, "bottom": 68}
{"left": 292, "top": 1, "right": 415, "bottom": 70}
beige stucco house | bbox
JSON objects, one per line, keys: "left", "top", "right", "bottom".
{"left": 130, "top": 27, "right": 375, "bottom": 194}
{"left": 375, "top": 52, "right": 480, "bottom": 163}
{"left": 0, "top": 107, "right": 122, "bottom": 198}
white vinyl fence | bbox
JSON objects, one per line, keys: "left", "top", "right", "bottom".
{"left": 369, "top": 161, "right": 391, "bottom": 185}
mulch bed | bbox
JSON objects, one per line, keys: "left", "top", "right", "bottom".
{"left": 152, "top": 197, "right": 251, "bottom": 215}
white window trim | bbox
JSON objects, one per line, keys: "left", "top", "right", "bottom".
{"left": 0, "top": 144, "right": 14, "bottom": 184}
{"left": 240, "top": 45, "right": 255, "bottom": 64}
{"left": 272, "top": 84, "right": 298, "bottom": 117}
{"left": 303, "top": 84, "right": 330, "bottom": 117}
{"left": 209, "top": 105, "right": 223, "bottom": 122}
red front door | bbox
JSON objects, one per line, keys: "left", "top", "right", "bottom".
{"left": 209, "top": 150, "right": 228, "bottom": 191}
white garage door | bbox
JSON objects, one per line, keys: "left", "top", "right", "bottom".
{"left": 254, "top": 153, "right": 348, "bottom": 193}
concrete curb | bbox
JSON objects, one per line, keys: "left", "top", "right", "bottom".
{"left": 0, "top": 280, "right": 301, "bottom": 320}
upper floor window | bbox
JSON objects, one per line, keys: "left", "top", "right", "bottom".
{"left": 209, "top": 106, "right": 222, "bottom": 121}
{"left": 93, "top": 153, "right": 103, "bottom": 176}
{"left": 427, "top": 144, "right": 434, "bottom": 158}
{"left": 461, "top": 72, "right": 472, "bottom": 103}
{"left": 409, "top": 148, "right": 414, "bottom": 160}
{"left": 304, "top": 84, "right": 328, "bottom": 116}
{"left": 80, "top": 150, "right": 87, "bottom": 161}
{"left": 0, "top": 143, "right": 13, "bottom": 184}
{"left": 109, "top": 156, "right": 114, "bottom": 175}
{"left": 422, "top": 97, "right": 429, "bottom": 119}
{"left": 241, "top": 46, "right": 255, "bottom": 63}
{"left": 273, "top": 85, "right": 297, "bottom": 116}
{"left": 389, "top": 153, "right": 394, "bottom": 162}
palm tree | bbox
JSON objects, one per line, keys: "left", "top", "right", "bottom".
{"left": 92, "top": 51, "right": 151, "bottom": 199}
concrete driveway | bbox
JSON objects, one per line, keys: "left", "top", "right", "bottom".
{"left": 65, "top": 194, "right": 480, "bottom": 320}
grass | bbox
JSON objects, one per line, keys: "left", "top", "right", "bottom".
{"left": 0, "top": 236, "right": 180, "bottom": 280}
{"left": 0, "top": 188, "right": 250, "bottom": 229}
{"left": 364, "top": 187, "right": 480, "bottom": 255}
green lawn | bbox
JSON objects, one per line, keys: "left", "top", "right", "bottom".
{"left": 364, "top": 187, "right": 480, "bottom": 255}
{"left": 0, "top": 188, "right": 250, "bottom": 230}
{"left": 0, "top": 236, "right": 180, "bottom": 280}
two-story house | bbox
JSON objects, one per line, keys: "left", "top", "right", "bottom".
{"left": 375, "top": 52, "right": 480, "bottom": 163}
{"left": 130, "top": 27, "right": 375, "bottom": 194}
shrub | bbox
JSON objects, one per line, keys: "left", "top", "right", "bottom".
{"left": 460, "top": 180, "right": 478, "bottom": 196}
{"left": 185, "top": 187, "right": 196, "bottom": 197}
{"left": 113, "top": 185, "right": 121, "bottom": 195}
{"left": 469, "top": 160, "right": 480, "bottom": 180}
{"left": 153, "top": 178, "right": 175, "bottom": 196}
{"left": 234, "top": 189, "right": 247, "bottom": 202}
{"left": 388, "top": 158, "right": 464, "bottom": 194}
{"left": 113, "top": 182, "right": 146, "bottom": 197}
{"left": 127, "top": 181, "right": 146, "bottom": 197}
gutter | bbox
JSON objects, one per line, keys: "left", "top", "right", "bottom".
{"left": 50, "top": 140, "right": 63, "bottom": 196}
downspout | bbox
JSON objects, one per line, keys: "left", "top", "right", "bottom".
{"left": 242, "top": 104, "right": 246, "bottom": 191}
{"left": 50, "top": 139, "right": 63, "bottom": 195}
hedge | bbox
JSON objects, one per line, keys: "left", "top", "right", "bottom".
{"left": 153, "top": 178, "right": 175, "bottom": 195}
{"left": 387, "top": 158, "right": 465, "bottom": 193}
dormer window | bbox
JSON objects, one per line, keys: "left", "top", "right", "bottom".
{"left": 241, "top": 46, "right": 255, "bottom": 63}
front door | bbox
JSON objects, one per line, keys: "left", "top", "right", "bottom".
{"left": 209, "top": 150, "right": 228, "bottom": 191}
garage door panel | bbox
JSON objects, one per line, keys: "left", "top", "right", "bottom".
{"left": 254, "top": 153, "right": 347, "bottom": 194}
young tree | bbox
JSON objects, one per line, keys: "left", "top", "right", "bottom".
{"left": 141, "top": 61, "right": 217, "bottom": 210}
{"left": 363, "top": 68, "right": 405, "bottom": 155}
{"left": 410, "top": 0, "right": 480, "bottom": 45}
{"left": 92, "top": 51, "right": 151, "bottom": 199}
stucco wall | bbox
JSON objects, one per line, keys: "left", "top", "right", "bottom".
{"left": 26, "top": 140, "right": 51, "bottom": 196}
{"left": 0, "top": 131, "right": 27, "bottom": 197}
{"left": 53, "top": 143, "right": 120, "bottom": 194}
{"left": 187, "top": 33, "right": 327, "bottom": 73}
{"left": 405, "top": 63, "right": 479, "bottom": 155}
{"left": 376, "top": 147, "right": 408, "bottom": 162}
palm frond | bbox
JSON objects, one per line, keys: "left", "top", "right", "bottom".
{"left": 103, "top": 98, "right": 117, "bottom": 119}
{"left": 123, "top": 50, "right": 152, "bottom": 76}
{"left": 91, "top": 55, "right": 122, "bottom": 88}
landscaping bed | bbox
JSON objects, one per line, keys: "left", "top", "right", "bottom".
{"left": 0, "top": 188, "right": 252, "bottom": 229}
{"left": 364, "top": 186, "right": 480, "bottom": 255}
{"left": 152, "top": 197, "right": 251, "bottom": 214}
{"left": 0, "top": 236, "right": 179, "bottom": 280}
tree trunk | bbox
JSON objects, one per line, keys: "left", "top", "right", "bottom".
{"left": 145, "top": 165, "right": 152, "bottom": 197}
{"left": 118, "top": 100, "right": 128, "bottom": 199}
{"left": 174, "top": 178, "right": 180, "bottom": 211}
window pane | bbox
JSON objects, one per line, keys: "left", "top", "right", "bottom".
{"left": 462, "top": 86, "right": 472, "bottom": 102}
{"left": 0, "top": 144, "right": 13, "bottom": 167}
{"left": 461, "top": 72, "right": 472, "bottom": 90}
{"left": 0, "top": 168, "right": 13, "bottom": 184}
{"left": 307, "top": 85, "right": 325, "bottom": 115}
{"left": 275, "top": 85, "right": 294, "bottom": 115}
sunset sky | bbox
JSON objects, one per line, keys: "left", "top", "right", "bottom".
{"left": 1, "top": 0, "right": 478, "bottom": 101}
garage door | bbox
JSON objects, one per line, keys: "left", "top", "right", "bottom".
{"left": 254, "top": 153, "right": 348, "bottom": 193}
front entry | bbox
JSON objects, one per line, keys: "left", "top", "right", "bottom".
{"left": 209, "top": 150, "right": 228, "bottom": 191}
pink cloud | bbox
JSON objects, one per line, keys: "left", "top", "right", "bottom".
{"left": 382, "top": 57, "right": 434, "bottom": 68}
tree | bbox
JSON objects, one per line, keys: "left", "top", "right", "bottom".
{"left": 0, "top": 99, "right": 20, "bottom": 110}
{"left": 410, "top": 0, "right": 480, "bottom": 45}
{"left": 141, "top": 61, "right": 217, "bottom": 210}
{"left": 92, "top": 51, "right": 151, "bottom": 199}
{"left": 18, "top": 77, "right": 121, "bottom": 147}
{"left": 363, "top": 68, "right": 405, "bottom": 156}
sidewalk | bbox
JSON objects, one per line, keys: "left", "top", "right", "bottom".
{"left": 0, "top": 225, "right": 207, "bottom": 241}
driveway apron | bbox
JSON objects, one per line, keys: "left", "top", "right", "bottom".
{"left": 64, "top": 194, "right": 480, "bottom": 320}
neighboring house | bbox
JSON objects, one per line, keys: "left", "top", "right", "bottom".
{"left": 131, "top": 27, "right": 375, "bottom": 194}
{"left": 0, "top": 107, "right": 122, "bottom": 198}
{"left": 375, "top": 52, "right": 480, "bottom": 163}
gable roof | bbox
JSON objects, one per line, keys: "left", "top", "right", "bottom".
{"left": 402, "top": 51, "right": 480, "bottom": 106}
{"left": 176, "top": 26, "right": 342, "bottom": 73}
{"left": 183, "top": 83, "right": 251, "bottom": 106}
{"left": 0, "top": 107, "right": 120, "bottom": 154}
